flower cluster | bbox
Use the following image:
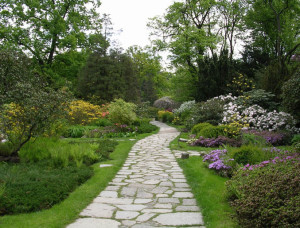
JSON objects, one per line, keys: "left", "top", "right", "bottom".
{"left": 223, "top": 102, "right": 299, "bottom": 133}
{"left": 67, "top": 100, "right": 102, "bottom": 125}
{"left": 173, "top": 100, "right": 195, "bottom": 115}
{"left": 242, "top": 153, "right": 299, "bottom": 171}
{"left": 203, "top": 149, "right": 232, "bottom": 170}
{"left": 244, "top": 130, "right": 288, "bottom": 145}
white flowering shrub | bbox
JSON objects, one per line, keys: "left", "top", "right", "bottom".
{"left": 173, "top": 100, "right": 195, "bottom": 115}
{"left": 223, "top": 103, "right": 299, "bottom": 133}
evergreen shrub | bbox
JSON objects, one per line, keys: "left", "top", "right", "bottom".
{"left": 227, "top": 159, "right": 300, "bottom": 227}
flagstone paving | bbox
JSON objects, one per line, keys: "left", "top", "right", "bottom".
{"left": 67, "top": 121, "right": 205, "bottom": 228}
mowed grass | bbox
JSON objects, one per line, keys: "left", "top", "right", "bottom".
{"left": 0, "top": 132, "right": 156, "bottom": 228}
{"left": 178, "top": 156, "right": 239, "bottom": 228}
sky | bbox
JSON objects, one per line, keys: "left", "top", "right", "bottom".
{"left": 99, "top": 0, "right": 175, "bottom": 50}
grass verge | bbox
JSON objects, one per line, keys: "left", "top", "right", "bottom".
{"left": 0, "top": 132, "right": 156, "bottom": 228}
{"left": 177, "top": 156, "right": 239, "bottom": 228}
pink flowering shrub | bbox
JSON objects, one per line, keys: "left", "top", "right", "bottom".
{"left": 226, "top": 153, "right": 300, "bottom": 227}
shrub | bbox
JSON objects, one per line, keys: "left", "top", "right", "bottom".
{"left": 199, "top": 125, "right": 226, "bottom": 138}
{"left": 157, "top": 110, "right": 174, "bottom": 123}
{"left": 19, "top": 137, "right": 99, "bottom": 167}
{"left": 189, "top": 136, "right": 241, "bottom": 147}
{"left": 91, "top": 118, "right": 112, "bottom": 127}
{"left": 237, "top": 89, "right": 278, "bottom": 110}
{"left": 0, "top": 162, "right": 93, "bottom": 215}
{"left": 136, "top": 120, "right": 158, "bottom": 134}
{"left": 281, "top": 69, "right": 300, "bottom": 122}
{"left": 67, "top": 100, "right": 102, "bottom": 125}
{"left": 108, "top": 98, "right": 137, "bottom": 125}
{"left": 231, "top": 145, "right": 273, "bottom": 165}
{"left": 291, "top": 134, "right": 300, "bottom": 145}
{"left": 242, "top": 133, "right": 266, "bottom": 146}
{"left": 202, "top": 149, "right": 235, "bottom": 177}
{"left": 153, "top": 96, "right": 177, "bottom": 110}
{"left": 191, "top": 123, "right": 213, "bottom": 136}
{"left": 226, "top": 158, "right": 300, "bottom": 227}
{"left": 243, "top": 130, "right": 291, "bottom": 146}
{"left": 63, "top": 125, "right": 98, "bottom": 138}
{"left": 186, "top": 94, "right": 237, "bottom": 128}
{"left": 173, "top": 100, "right": 195, "bottom": 122}
{"left": 0, "top": 141, "right": 13, "bottom": 156}
{"left": 95, "top": 139, "right": 118, "bottom": 160}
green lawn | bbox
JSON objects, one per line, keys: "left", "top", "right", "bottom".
{"left": 0, "top": 132, "right": 155, "bottom": 228}
{"left": 178, "top": 156, "right": 239, "bottom": 228}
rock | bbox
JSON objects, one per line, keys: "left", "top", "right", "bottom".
{"left": 153, "top": 212, "right": 204, "bottom": 226}
{"left": 179, "top": 138, "right": 188, "bottom": 142}
{"left": 181, "top": 152, "right": 189, "bottom": 159}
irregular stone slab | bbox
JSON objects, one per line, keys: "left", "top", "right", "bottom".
{"left": 137, "top": 191, "right": 153, "bottom": 198}
{"left": 173, "top": 192, "right": 194, "bottom": 198}
{"left": 136, "top": 213, "right": 156, "bottom": 222}
{"left": 183, "top": 199, "right": 197, "bottom": 205}
{"left": 67, "top": 218, "right": 120, "bottom": 228}
{"left": 80, "top": 203, "right": 115, "bottom": 218}
{"left": 115, "top": 211, "right": 139, "bottom": 219}
{"left": 153, "top": 212, "right": 204, "bottom": 226}
{"left": 99, "top": 191, "right": 118, "bottom": 198}
{"left": 121, "top": 187, "right": 137, "bottom": 197}
{"left": 176, "top": 205, "right": 200, "bottom": 212}
{"left": 134, "top": 198, "right": 153, "bottom": 204}
{"left": 94, "top": 197, "right": 133, "bottom": 205}
{"left": 154, "top": 203, "right": 172, "bottom": 209}
{"left": 142, "top": 209, "right": 173, "bottom": 213}
{"left": 105, "top": 186, "right": 120, "bottom": 191}
{"left": 158, "top": 198, "right": 180, "bottom": 204}
{"left": 122, "top": 220, "right": 137, "bottom": 226}
{"left": 116, "top": 204, "right": 147, "bottom": 211}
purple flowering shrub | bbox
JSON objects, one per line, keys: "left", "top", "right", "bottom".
{"left": 242, "top": 130, "right": 291, "bottom": 146}
{"left": 203, "top": 149, "right": 235, "bottom": 177}
{"left": 226, "top": 153, "right": 300, "bottom": 228}
{"left": 189, "top": 136, "right": 242, "bottom": 147}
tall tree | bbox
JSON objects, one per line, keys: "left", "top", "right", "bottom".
{"left": 0, "top": 0, "right": 102, "bottom": 66}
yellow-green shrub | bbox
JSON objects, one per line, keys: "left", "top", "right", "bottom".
{"left": 108, "top": 99, "right": 137, "bottom": 125}
{"left": 67, "top": 100, "right": 102, "bottom": 125}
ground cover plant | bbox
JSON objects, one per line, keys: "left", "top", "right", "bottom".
{"left": 0, "top": 132, "right": 157, "bottom": 228}
{"left": 0, "top": 162, "right": 93, "bottom": 215}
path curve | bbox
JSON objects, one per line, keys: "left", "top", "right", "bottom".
{"left": 68, "top": 121, "right": 205, "bottom": 228}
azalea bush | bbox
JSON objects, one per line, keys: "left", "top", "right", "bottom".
{"left": 173, "top": 100, "right": 195, "bottom": 123}
{"left": 226, "top": 154, "right": 300, "bottom": 228}
{"left": 67, "top": 100, "right": 102, "bottom": 125}
{"left": 157, "top": 110, "right": 174, "bottom": 123}
{"left": 189, "top": 136, "right": 241, "bottom": 147}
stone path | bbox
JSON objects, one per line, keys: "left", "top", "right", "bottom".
{"left": 67, "top": 121, "right": 205, "bottom": 228}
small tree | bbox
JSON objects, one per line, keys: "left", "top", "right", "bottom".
{"left": 0, "top": 50, "right": 68, "bottom": 158}
{"left": 108, "top": 99, "right": 137, "bottom": 125}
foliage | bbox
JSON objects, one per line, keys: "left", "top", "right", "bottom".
{"left": 231, "top": 145, "right": 274, "bottom": 165}
{"left": 243, "top": 130, "right": 291, "bottom": 146}
{"left": 203, "top": 149, "right": 235, "bottom": 177}
{"left": 95, "top": 139, "right": 118, "bottom": 161}
{"left": 153, "top": 96, "right": 177, "bottom": 110}
{"left": 227, "top": 73, "right": 255, "bottom": 96}
{"left": 19, "top": 138, "right": 99, "bottom": 167}
{"left": 223, "top": 102, "right": 299, "bottom": 133}
{"left": 0, "top": 50, "right": 68, "bottom": 156}
{"left": 0, "top": 161, "right": 93, "bottom": 215}
{"left": 227, "top": 157, "right": 300, "bottom": 227}
{"left": 63, "top": 125, "right": 98, "bottom": 138}
{"left": 187, "top": 94, "right": 236, "bottom": 127}
{"left": 189, "top": 136, "right": 241, "bottom": 148}
{"left": 191, "top": 123, "right": 213, "bottom": 136}
{"left": 67, "top": 100, "right": 102, "bottom": 125}
{"left": 173, "top": 100, "right": 195, "bottom": 123}
{"left": 199, "top": 125, "right": 227, "bottom": 138}
{"left": 281, "top": 69, "right": 300, "bottom": 121}
{"left": 91, "top": 118, "right": 112, "bottom": 127}
{"left": 291, "top": 134, "right": 300, "bottom": 145}
{"left": 77, "top": 50, "right": 140, "bottom": 103}
{"left": 108, "top": 99, "right": 137, "bottom": 125}
{"left": 0, "top": 141, "right": 13, "bottom": 156}
{"left": 135, "top": 120, "right": 158, "bottom": 134}
{"left": 237, "top": 89, "right": 278, "bottom": 110}
{"left": 0, "top": 0, "right": 102, "bottom": 67}
{"left": 157, "top": 110, "right": 174, "bottom": 123}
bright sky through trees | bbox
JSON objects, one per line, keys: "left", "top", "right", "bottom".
{"left": 100, "top": 0, "right": 176, "bottom": 49}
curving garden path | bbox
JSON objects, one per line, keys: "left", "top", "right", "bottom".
{"left": 67, "top": 121, "right": 205, "bottom": 228}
